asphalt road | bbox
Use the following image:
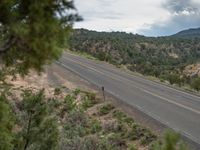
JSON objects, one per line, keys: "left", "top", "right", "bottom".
{"left": 58, "top": 53, "right": 200, "bottom": 147}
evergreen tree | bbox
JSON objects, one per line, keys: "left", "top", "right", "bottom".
{"left": 191, "top": 78, "right": 200, "bottom": 91}
{"left": 151, "top": 130, "right": 189, "bottom": 150}
{"left": 15, "top": 90, "right": 59, "bottom": 150}
{"left": 0, "top": 94, "right": 15, "bottom": 150}
{"left": 0, "top": 0, "right": 81, "bottom": 75}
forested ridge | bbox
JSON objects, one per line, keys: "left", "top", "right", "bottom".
{"left": 69, "top": 29, "right": 200, "bottom": 90}
{"left": 172, "top": 28, "right": 200, "bottom": 38}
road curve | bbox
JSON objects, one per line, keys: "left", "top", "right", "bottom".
{"left": 58, "top": 53, "right": 200, "bottom": 147}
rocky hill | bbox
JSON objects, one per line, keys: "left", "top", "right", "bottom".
{"left": 183, "top": 64, "right": 200, "bottom": 77}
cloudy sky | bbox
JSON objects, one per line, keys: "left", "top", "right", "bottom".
{"left": 74, "top": 0, "right": 200, "bottom": 36}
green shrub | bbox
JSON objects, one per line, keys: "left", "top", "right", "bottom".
{"left": 17, "top": 90, "right": 59, "bottom": 150}
{"left": 128, "top": 144, "right": 137, "bottom": 150}
{"left": 64, "top": 110, "right": 89, "bottom": 138}
{"left": 61, "top": 137, "right": 82, "bottom": 150}
{"left": 73, "top": 88, "right": 81, "bottom": 96}
{"left": 113, "top": 110, "right": 134, "bottom": 126}
{"left": 49, "top": 98, "right": 61, "bottom": 109}
{"left": 99, "top": 103, "right": 115, "bottom": 116}
{"left": 64, "top": 135, "right": 117, "bottom": 150}
{"left": 64, "top": 95, "right": 76, "bottom": 112}
{"left": 127, "top": 125, "right": 151, "bottom": 141}
{"left": 102, "top": 121, "right": 126, "bottom": 134}
{"left": 113, "top": 110, "right": 127, "bottom": 120}
{"left": 140, "top": 130, "right": 157, "bottom": 145}
{"left": 81, "top": 94, "right": 96, "bottom": 110}
{"left": 54, "top": 87, "right": 62, "bottom": 95}
{"left": 150, "top": 130, "right": 189, "bottom": 150}
{"left": 0, "top": 95, "right": 15, "bottom": 150}
{"left": 98, "top": 136, "right": 117, "bottom": 150}
{"left": 107, "top": 133, "right": 127, "bottom": 149}
{"left": 190, "top": 77, "right": 200, "bottom": 91}
{"left": 167, "top": 74, "right": 181, "bottom": 86}
{"left": 124, "top": 117, "right": 135, "bottom": 125}
{"left": 81, "top": 135, "right": 100, "bottom": 150}
{"left": 85, "top": 92, "right": 97, "bottom": 103}
{"left": 90, "top": 119, "right": 102, "bottom": 134}
{"left": 79, "top": 90, "right": 96, "bottom": 97}
{"left": 127, "top": 129, "right": 139, "bottom": 141}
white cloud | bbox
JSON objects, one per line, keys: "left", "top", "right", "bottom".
{"left": 140, "top": 0, "right": 200, "bottom": 36}
{"left": 74, "top": 0, "right": 200, "bottom": 36}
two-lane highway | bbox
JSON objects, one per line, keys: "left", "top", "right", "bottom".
{"left": 58, "top": 53, "right": 200, "bottom": 147}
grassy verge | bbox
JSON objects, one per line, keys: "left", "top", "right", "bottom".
{"left": 65, "top": 49, "right": 97, "bottom": 60}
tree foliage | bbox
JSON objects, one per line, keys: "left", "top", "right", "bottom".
{"left": 151, "top": 130, "right": 189, "bottom": 150}
{"left": 0, "top": 0, "right": 81, "bottom": 75}
{"left": 191, "top": 78, "right": 200, "bottom": 91}
{"left": 0, "top": 94, "right": 15, "bottom": 150}
{"left": 15, "top": 90, "right": 59, "bottom": 150}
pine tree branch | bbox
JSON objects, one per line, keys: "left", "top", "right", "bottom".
{"left": 23, "top": 112, "right": 33, "bottom": 150}
{"left": 0, "top": 36, "right": 17, "bottom": 53}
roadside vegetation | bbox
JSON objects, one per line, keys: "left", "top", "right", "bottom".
{"left": 66, "top": 49, "right": 97, "bottom": 60}
{"left": 0, "top": 85, "right": 189, "bottom": 150}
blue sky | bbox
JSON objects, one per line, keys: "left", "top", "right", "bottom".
{"left": 74, "top": 0, "right": 200, "bottom": 36}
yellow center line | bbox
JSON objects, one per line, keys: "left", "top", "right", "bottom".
{"left": 66, "top": 53, "right": 200, "bottom": 102}
{"left": 142, "top": 89, "right": 200, "bottom": 115}
{"left": 61, "top": 57, "right": 200, "bottom": 115}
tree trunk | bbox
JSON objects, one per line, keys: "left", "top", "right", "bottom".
{"left": 23, "top": 114, "right": 32, "bottom": 150}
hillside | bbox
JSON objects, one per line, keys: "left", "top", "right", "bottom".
{"left": 69, "top": 29, "right": 200, "bottom": 90}
{"left": 172, "top": 28, "right": 200, "bottom": 38}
